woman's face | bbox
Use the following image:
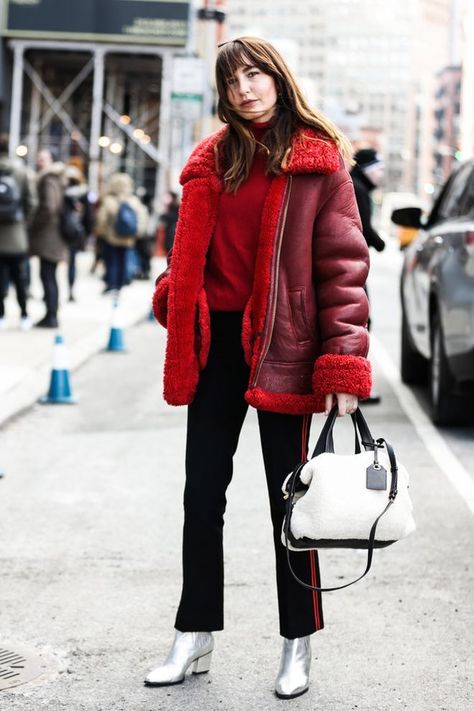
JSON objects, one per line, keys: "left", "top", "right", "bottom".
{"left": 226, "top": 63, "right": 277, "bottom": 123}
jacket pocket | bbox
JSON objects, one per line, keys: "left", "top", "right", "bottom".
{"left": 288, "top": 287, "right": 313, "bottom": 343}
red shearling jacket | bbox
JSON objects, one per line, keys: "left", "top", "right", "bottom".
{"left": 153, "top": 125, "right": 372, "bottom": 414}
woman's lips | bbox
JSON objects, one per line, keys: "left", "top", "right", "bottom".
{"left": 241, "top": 99, "right": 257, "bottom": 107}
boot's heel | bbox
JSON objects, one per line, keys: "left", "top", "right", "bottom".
{"left": 192, "top": 651, "right": 212, "bottom": 675}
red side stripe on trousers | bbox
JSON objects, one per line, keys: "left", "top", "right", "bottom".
{"left": 301, "top": 415, "right": 323, "bottom": 630}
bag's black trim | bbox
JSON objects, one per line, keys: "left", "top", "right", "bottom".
{"left": 286, "top": 529, "right": 395, "bottom": 550}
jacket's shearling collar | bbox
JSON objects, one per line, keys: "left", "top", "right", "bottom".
{"left": 180, "top": 125, "right": 340, "bottom": 185}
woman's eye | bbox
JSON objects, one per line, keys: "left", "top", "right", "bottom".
{"left": 247, "top": 71, "right": 258, "bottom": 78}
{"left": 227, "top": 78, "right": 237, "bottom": 86}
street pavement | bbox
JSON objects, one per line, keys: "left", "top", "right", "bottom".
{"left": 0, "top": 253, "right": 159, "bottom": 426}
{"left": 0, "top": 241, "right": 473, "bottom": 710}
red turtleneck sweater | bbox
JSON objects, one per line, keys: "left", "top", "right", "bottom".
{"left": 204, "top": 121, "right": 274, "bottom": 311}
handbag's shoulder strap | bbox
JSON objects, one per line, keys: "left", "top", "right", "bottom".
{"left": 284, "top": 496, "right": 394, "bottom": 592}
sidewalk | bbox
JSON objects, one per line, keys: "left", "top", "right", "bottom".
{"left": 0, "top": 252, "right": 164, "bottom": 426}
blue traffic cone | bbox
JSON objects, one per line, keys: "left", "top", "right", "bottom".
{"left": 106, "top": 300, "right": 127, "bottom": 352}
{"left": 40, "top": 334, "right": 77, "bottom": 404}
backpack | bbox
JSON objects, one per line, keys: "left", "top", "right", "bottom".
{"left": 114, "top": 201, "right": 138, "bottom": 238}
{"left": 0, "top": 170, "right": 22, "bottom": 224}
{"left": 60, "top": 196, "right": 86, "bottom": 248}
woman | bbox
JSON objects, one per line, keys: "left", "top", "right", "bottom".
{"left": 62, "top": 165, "right": 94, "bottom": 302}
{"left": 95, "top": 172, "right": 148, "bottom": 294}
{"left": 146, "top": 37, "right": 371, "bottom": 699}
{"left": 29, "top": 148, "right": 66, "bottom": 328}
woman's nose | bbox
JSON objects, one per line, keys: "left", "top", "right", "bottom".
{"left": 237, "top": 77, "right": 251, "bottom": 95}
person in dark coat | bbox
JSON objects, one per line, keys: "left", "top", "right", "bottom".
{"left": 350, "top": 148, "right": 386, "bottom": 253}
{"left": 29, "top": 149, "right": 66, "bottom": 328}
{"left": 350, "top": 148, "right": 385, "bottom": 403}
{"left": 160, "top": 191, "right": 180, "bottom": 253}
{"left": 0, "top": 133, "right": 37, "bottom": 330}
{"left": 145, "top": 37, "right": 371, "bottom": 699}
{"left": 62, "top": 165, "right": 94, "bottom": 302}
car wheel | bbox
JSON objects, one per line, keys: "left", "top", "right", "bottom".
{"left": 401, "top": 305, "right": 428, "bottom": 384}
{"left": 430, "top": 313, "right": 468, "bottom": 425}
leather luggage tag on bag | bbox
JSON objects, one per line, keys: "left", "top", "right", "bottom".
{"left": 366, "top": 464, "right": 387, "bottom": 490}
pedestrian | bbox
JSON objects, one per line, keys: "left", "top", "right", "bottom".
{"left": 0, "top": 133, "right": 37, "bottom": 330}
{"left": 134, "top": 194, "right": 156, "bottom": 280}
{"left": 350, "top": 148, "right": 385, "bottom": 403}
{"left": 146, "top": 37, "right": 371, "bottom": 699}
{"left": 160, "top": 191, "right": 180, "bottom": 253}
{"left": 62, "top": 165, "right": 93, "bottom": 302}
{"left": 350, "top": 148, "right": 385, "bottom": 254}
{"left": 29, "top": 148, "right": 66, "bottom": 328}
{"left": 95, "top": 172, "right": 148, "bottom": 294}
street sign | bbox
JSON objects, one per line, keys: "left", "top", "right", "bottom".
{"left": 1, "top": 0, "right": 191, "bottom": 46}
{"left": 171, "top": 56, "right": 204, "bottom": 120}
{"left": 171, "top": 93, "right": 202, "bottom": 120}
{"left": 172, "top": 56, "right": 205, "bottom": 95}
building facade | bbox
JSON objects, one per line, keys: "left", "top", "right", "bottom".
{"left": 433, "top": 65, "right": 461, "bottom": 188}
{"left": 225, "top": 0, "right": 452, "bottom": 196}
{"left": 0, "top": 0, "right": 196, "bottom": 199}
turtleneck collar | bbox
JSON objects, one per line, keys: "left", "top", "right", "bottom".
{"left": 249, "top": 118, "right": 275, "bottom": 130}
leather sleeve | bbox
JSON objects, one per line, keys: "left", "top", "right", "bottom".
{"left": 312, "top": 170, "right": 372, "bottom": 398}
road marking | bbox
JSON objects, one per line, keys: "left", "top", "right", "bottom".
{"left": 370, "top": 335, "right": 474, "bottom": 517}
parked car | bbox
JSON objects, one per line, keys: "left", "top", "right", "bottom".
{"left": 391, "top": 159, "right": 474, "bottom": 425}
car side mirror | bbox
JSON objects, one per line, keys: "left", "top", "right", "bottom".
{"left": 391, "top": 207, "right": 422, "bottom": 229}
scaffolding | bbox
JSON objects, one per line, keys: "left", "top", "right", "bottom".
{"left": 7, "top": 39, "right": 173, "bottom": 204}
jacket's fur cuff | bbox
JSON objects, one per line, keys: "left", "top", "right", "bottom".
{"left": 313, "top": 353, "right": 372, "bottom": 400}
{"left": 152, "top": 275, "right": 170, "bottom": 327}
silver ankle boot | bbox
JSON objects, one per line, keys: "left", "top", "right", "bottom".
{"left": 144, "top": 631, "right": 214, "bottom": 687}
{"left": 274, "top": 636, "right": 311, "bottom": 699}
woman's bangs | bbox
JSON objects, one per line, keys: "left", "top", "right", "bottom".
{"left": 217, "top": 46, "right": 250, "bottom": 82}
{"left": 217, "top": 41, "right": 270, "bottom": 83}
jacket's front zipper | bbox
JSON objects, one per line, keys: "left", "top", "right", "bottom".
{"left": 251, "top": 175, "right": 292, "bottom": 387}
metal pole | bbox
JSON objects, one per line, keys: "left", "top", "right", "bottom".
{"left": 200, "top": 2, "right": 218, "bottom": 140}
{"left": 186, "top": 0, "right": 199, "bottom": 55}
{"left": 155, "top": 51, "right": 172, "bottom": 212}
{"left": 89, "top": 47, "right": 105, "bottom": 196}
{"left": 27, "top": 61, "right": 42, "bottom": 167}
{"left": 9, "top": 43, "right": 24, "bottom": 159}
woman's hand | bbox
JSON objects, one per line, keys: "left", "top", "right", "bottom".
{"left": 325, "top": 393, "right": 358, "bottom": 417}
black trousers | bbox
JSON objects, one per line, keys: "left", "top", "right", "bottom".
{"left": 175, "top": 312, "right": 324, "bottom": 639}
{"left": 0, "top": 253, "right": 28, "bottom": 318}
{"left": 39, "top": 258, "right": 59, "bottom": 317}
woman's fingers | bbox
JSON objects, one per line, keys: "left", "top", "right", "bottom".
{"left": 324, "top": 393, "right": 334, "bottom": 416}
{"left": 336, "top": 393, "right": 358, "bottom": 416}
{"left": 336, "top": 393, "right": 347, "bottom": 416}
{"left": 325, "top": 393, "right": 358, "bottom": 416}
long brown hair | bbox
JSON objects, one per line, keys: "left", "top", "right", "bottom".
{"left": 215, "top": 37, "right": 351, "bottom": 192}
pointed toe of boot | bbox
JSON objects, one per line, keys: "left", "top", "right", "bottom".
{"left": 144, "top": 664, "right": 185, "bottom": 687}
{"left": 275, "top": 674, "right": 309, "bottom": 699}
{"left": 144, "top": 631, "right": 214, "bottom": 688}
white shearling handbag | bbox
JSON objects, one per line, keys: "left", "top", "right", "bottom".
{"left": 281, "top": 406, "right": 415, "bottom": 592}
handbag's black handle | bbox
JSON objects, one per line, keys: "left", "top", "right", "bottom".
{"left": 314, "top": 406, "right": 374, "bottom": 457}
{"left": 283, "top": 430, "right": 399, "bottom": 593}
